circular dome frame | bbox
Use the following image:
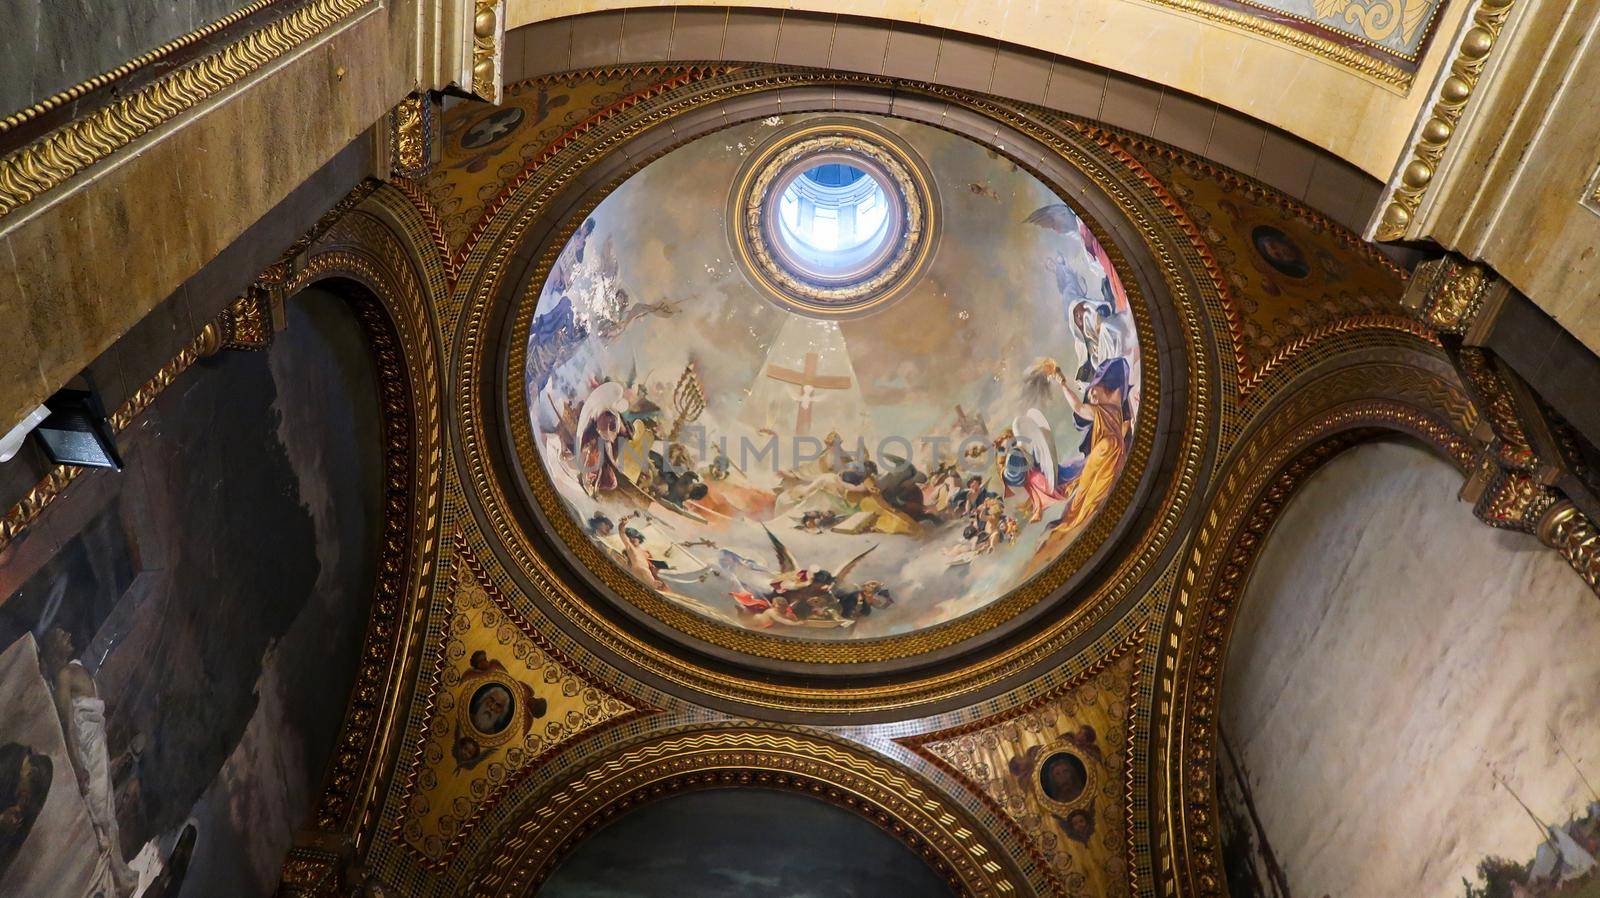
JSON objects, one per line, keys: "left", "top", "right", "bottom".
{"left": 459, "top": 72, "right": 1217, "bottom": 720}
{"left": 729, "top": 119, "right": 939, "bottom": 318}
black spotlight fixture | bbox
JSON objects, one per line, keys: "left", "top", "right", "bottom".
{"left": 34, "top": 377, "right": 123, "bottom": 470}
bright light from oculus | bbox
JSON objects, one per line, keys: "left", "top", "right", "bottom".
{"left": 776, "top": 162, "right": 892, "bottom": 271}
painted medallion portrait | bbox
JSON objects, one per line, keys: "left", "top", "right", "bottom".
{"left": 1039, "top": 751, "right": 1089, "bottom": 804}
{"left": 449, "top": 650, "right": 547, "bottom": 771}
{"left": 524, "top": 113, "right": 1143, "bottom": 641}
{"left": 1250, "top": 224, "right": 1310, "bottom": 279}
{"left": 468, "top": 683, "right": 515, "bottom": 736}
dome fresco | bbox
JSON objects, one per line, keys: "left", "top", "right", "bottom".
{"left": 523, "top": 113, "right": 1143, "bottom": 641}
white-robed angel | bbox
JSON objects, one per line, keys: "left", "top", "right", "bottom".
{"left": 1065, "top": 297, "right": 1133, "bottom": 385}
{"left": 575, "top": 381, "right": 633, "bottom": 495}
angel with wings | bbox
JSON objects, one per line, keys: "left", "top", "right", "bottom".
{"left": 999, "top": 409, "right": 1084, "bottom": 523}
{"left": 727, "top": 527, "right": 879, "bottom": 628}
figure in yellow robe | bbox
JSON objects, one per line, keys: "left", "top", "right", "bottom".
{"left": 1030, "top": 357, "right": 1132, "bottom": 568}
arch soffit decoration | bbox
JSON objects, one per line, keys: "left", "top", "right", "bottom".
{"left": 454, "top": 724, "right": 1033, "bottom": 898}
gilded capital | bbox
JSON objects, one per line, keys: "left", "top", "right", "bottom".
{"left": 1402, "top": 255, "right": 1498, "bottom": 336}
{"left": 389, "top": 91, "right": 439, "bottom": 180}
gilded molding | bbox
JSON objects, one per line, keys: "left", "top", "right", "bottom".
{"left": 221, "top": 291, "right": 276, "bottom": 350}
{"left": 222, "top": 180, "right": 385, "bottom": 350}
{"left": 470, "top": 0, "right": 505, "bottom": 103}
{"left": 1467, "top": 455, "right": 1557, "bottom": 533}
{"left": 1143, "top": 0, "right": 1420, "bottom": 87}
{"left": 458, "top": 727, "right": 1029, "bottom": 898}
{"left": 277, "top": 844, "right": 348, "bottom": 897}
{"left": 732, "top": 123, "right": 935, "bottom": 315}
{"left": 292, "top": 208, "right": 448, "bottom": 840}
{"left": 0, "top": 0, "right": 287, "bottom": 137}
{"left": 1375, "top": 0, "right": 1519, "bottom": 240}
{"left": 390, "top": 92, "right": 437, "bottom": 180}
{"left": 1446, "top": 344, "right": 1600, "bottom": 596}
{"left": 0, "top": 0, "right": 371, "bottom": 217}
{"left": 1456, "top": 346, "right": 1538, "bottom": 469}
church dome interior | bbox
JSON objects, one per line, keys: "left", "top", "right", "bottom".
{"left": 3, "top": 3, "right": 1600, "bottom": 898}
{"left": 520, "top": 112, "right": 1145, "bottom": 651}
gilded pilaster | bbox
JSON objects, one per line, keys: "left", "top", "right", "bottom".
{"left": 1415, "top": 280, "right": 1600, "bottom": 594}
{"left": 1374, "top": 0, "right": 1519, "bottom": 240}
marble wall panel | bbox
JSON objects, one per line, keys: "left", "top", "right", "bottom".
{"left": 0, "top": 0, "right": 259, "bottom": 118}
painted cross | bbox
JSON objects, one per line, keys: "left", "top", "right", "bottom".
{"left": 765, "top": 352, "right": 852, "bottom": 435}
{"left": 462, "top": 107, "right": 524, "bottom": 149}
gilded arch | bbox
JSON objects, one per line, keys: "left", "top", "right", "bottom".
{"left": 1153, "top": 340, "right": 1478, "bottom": 898}
{"left": 456, "top": 725, "right": 1032, "bottom": 898}
{"left": 260, "top": 184, "right": 452, "bottom": 891}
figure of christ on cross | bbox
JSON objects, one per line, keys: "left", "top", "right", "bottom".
{"left": 765, "top": 351, "right": 853, "bottom": 435}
